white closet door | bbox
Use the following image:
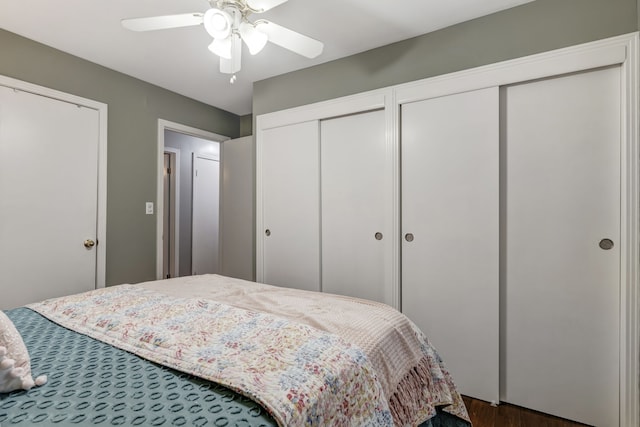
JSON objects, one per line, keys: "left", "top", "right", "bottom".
{"left": 260, "top": 121, "right": 320, "bottom": 291}
{"left": 0, "top": 86, "right": 99, "bottom": 309}
{"left": 503, "top": 67, "right": 620, "bottom": 427}
{"left": 320, "top": 109, "right": 393, "bottom": 305}
{"left": 192, "top": 153, "right": 220, "bottom": 275}
{"left": 401, "top": 87, "right": 500, "bottom": 403}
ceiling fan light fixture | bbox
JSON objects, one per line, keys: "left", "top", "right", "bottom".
{"left": 122, "top": 0, "right": 324, "bottom": 79}
{"left": 239, "top": 21, "right": 268, "bottom": 55}
{"left": 208, "top": 37, "right": 232, "bottom": 59}
{"left": 203, "top": 8, "right": 232, "bottom": 39}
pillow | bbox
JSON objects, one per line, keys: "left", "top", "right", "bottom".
{"left": 0, "top": 311, "right": 47, "bottom": 393}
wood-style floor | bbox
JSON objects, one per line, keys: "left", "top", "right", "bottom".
{"left": 462, "top": 396, "right": 591, "bottom": 427}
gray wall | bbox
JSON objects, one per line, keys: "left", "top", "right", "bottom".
{"left": 165, "top": 130, "right": 221, "bottom": 277}
{"left": 253, "top": 0, "right": 639, "bottom": 116}
{"left": 0, "top": 29, "right": 240, "bottom": 286}
{"left": 239, "top": 115, "right": 253, "bottom": 137}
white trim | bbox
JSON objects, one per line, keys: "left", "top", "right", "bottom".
{"left": 257, "top": 91, "right": 389, "bottom": 131}
{"left": 385, "top": 92, "right": 400, "bottom": 310}
{"left": 395, "top": 37, "right": 628, "bottom": 105}
{"left": 255, "top": 32, "right": 639, "bottom": 425}
{"left": 163, "top": 147, "right": 181, "bottom": 279}
{"left": 0, "top": 74, "right": 108, "bottom": 290}
{"left": 255, "top": 124, "right": 265, "bottom": 283}
{"left": 156, "top": 119, "right": 229, "bottom": 280}
{"left": 219, "top": 142, "right": 226, "bottom": 279}
{"left": 619, "top": 32, "right": 639, "bottom": 427}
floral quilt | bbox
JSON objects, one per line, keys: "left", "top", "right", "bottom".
{"left": 29, "top": 285, "right": 393, "bottom": 427}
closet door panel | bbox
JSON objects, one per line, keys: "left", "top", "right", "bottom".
{"left": 503, "top": 67, "right": 620, "bottom": 427}
{"left": 260, "top": 121, "right": 320, "bottom": 291}
{"left": 320, "top": 109, "right": 392, "bottom": 305}
{"left": 401, "top": 87, "right": 500, "bottom": 403}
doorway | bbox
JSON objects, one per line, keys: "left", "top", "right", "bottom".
{"left": 162, "top": 148, "right": 180, "bottom": 279}
{"left": 156, "top": 120, "right": 228, "bottom": 279}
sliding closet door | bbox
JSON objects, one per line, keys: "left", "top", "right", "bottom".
{"left": 320, "top": 109, "right": 393, "bottom": 304}
{"left": 401, "top": 87, "right": 500, "bottom": 403}
{"left": 502, "top": 67, "right": 620, "bottom": 427}
{"left": 260, "top": 121, "right": 320, "bottom": 291}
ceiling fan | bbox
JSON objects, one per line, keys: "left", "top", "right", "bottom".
{"left": 122, "top": 0, "right": 324, "bottom": 82}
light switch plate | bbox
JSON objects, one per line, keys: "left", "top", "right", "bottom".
{"left": 145, "top": 202, "right": 154, "bottom": 215}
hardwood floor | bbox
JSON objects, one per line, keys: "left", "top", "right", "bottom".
{"left": 462, "top": 396, "right": 591, "bottom": 427}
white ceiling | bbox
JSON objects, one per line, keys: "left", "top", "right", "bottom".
{"left": 0, "top": 0, "right": 534, "bottom": 115}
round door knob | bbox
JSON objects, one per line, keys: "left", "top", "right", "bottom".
{"left": 84, "top": 239, "right": 96, "bottom": 248}
{"left": 265, "top": 229, "right": 271, "bottom": 237}
{"left": 599, "top": 238, "right": 614, "bottom": 250}
{"left": 405, "top": 233, "right": 414, "bottom": 242}
{"left": 374, "top": 232, "right": 383, "bottom": 241}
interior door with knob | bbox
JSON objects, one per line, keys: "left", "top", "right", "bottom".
{"left": 191, "top": 153, "right": 220, "bottom": 276}
{"left": 259, "top": 120, "right": 320, "bottom": 291}
{"left": 0, "top": 85, "right": 101, "bottom": 309}
{"left": 401, "top": 87, "right": 500, "bottom": 403}
{"left": 502, "top": 67, "right": 620, "bottom": 427}
{"left": 320, "top": 109, "right": 393, "bottom": 305}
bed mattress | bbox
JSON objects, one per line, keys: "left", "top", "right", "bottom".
{"left": 1, "top": 307, "right": 470, "bottom": 427}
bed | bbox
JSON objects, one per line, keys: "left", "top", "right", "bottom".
{"left": 0, "top": 274, "right": 471, "bottom": 426}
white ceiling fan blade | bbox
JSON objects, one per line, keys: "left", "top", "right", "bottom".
{"left": 256, "top": 20, "right": 323, "bottom": 59}
{"left": 122, "top": 13, "right": 204, "bottom": 32}
{"left": 246, "top": 0, "right": 289, "bottom": 12}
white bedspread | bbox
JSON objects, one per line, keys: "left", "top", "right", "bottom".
{"left": 138, "top": 275, "right": 470, "bottom": 426}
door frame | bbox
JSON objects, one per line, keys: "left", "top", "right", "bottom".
{"left": 0, "top": 74, "right": 108, "bottom": 290}
{"left": 163, "top": 148, "right": 180, "bottom": 279}
{"left": 156, "top": 119, "right": 229, "bottom": 279}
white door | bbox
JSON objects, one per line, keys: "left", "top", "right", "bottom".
{"left": 320, "top": 109, "right": 393, "bottom": 304}
{"left": 0, "top": 85, "right": 100, "bottom": 309}
{"left": 401, "top": 87, "right": 500, "bottom": 403}
{"left": 191, "top": 153, "right": 220, "bottom": 275}
{"left": 502, "top": 67, "right": 620, "bottom": 427}
{"left": 220, "top": 136, "right": 254, "bottom": 281}
{"left": 259, "top": 121, "right": 320, "bottom": 291}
